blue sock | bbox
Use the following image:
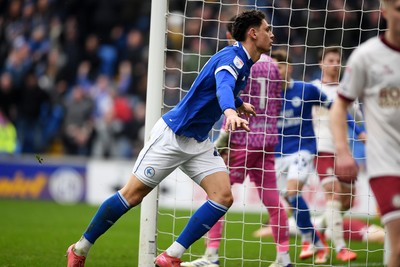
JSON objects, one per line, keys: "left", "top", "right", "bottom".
{"left": 83, "top": 191, "right": 131, "bottom": 244}
{"left": 288, "top": 195, "right": 320, "bottom": 244}
{"left": 176, "top": 200, "right": 228, "bottom": 249}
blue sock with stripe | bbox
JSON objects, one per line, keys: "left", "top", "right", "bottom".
{"left": 176, "top": 200, "right": 228, "bottom": 249}
{"left": 288, "top": 195, "right": 320, "bottom": 244}
{"left": 83, "top": 191, "right": 131, "bottom": 244}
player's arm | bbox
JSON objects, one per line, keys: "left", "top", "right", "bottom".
{"left": 330, "top": 96, "right": 358, "bottom": 182}
{"left": 215, "top": 70, "right": 250, "bottom": 132}
{"left": 331, "top": 46, "right": 367, "bottom": 182}
{"left": 236, "top": 66, "right": 255, "bottom": 118}
{"left": 346, "top": 112, "right": 367, "bottom": 143}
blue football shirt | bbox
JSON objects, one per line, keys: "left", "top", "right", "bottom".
{"left": 275, "top": 80, "right": 330, "bottom": 156}
{"left": 163, "top": 42, "right": 254, "bottom": 142}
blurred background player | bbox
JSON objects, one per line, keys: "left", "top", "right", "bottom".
{"left": 182, "top": 16, "right": 292, "bottom": 267}
{"left": 254, "top": 215, "right": 385, "bottom": 244}
{"left": 311, "top": 46, "right": 365, "bottom": 261}
{"left": 271, "top": 49, "right": 330, "bottom": 264}
{"left": 331, "top": 0, "right": 400, "bottom": 266}
{"left": 66, "top": 10, "right": 271, "bottom": 267}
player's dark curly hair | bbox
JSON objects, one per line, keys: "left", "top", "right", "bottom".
{"left": 232, "top": 10, "right": 266, "bottom": 41}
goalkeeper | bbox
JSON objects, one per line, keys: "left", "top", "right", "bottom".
{"left": 182, "top": 17, "right": 293, "bottom": 267}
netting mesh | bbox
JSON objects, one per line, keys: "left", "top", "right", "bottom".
{"left": 156, "top": 1, "right": 385, "bottom": 266}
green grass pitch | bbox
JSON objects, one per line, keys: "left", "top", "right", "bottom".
{"left": 0, "top": 199, "right": 384, "bottom": 267}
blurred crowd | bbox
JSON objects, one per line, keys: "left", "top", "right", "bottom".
{"left": 0, "top": 0, "right": 151, "bottom": 158}
{"left": 164, "top": 0, "right": 385, "bottom": 107}
{"left": 0, "top": 0, "right": 385, "bottom": 158}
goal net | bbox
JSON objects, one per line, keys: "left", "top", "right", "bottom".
{"left": 148, "top": 0, "right": 386, "bottom": 266}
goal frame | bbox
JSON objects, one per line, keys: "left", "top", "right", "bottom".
{"left": 138, "top": 0, "right": 167, "bottom": 265}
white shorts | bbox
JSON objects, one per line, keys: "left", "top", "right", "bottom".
{"left": 275, "top": 150, "right": 315, "bottom": 192}
{"left": 132, "top": 118, "right": 228, "bottom": 188}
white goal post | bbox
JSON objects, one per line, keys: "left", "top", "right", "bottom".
{"left": 138, "top": 0, "right": 167, "bottom": 266}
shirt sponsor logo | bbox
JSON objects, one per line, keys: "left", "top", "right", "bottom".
{"left": 233, "top": 56, "right": 244, "bottom": 69}
{"left": 379, "top": 86, "right": 400, "bottom": 107}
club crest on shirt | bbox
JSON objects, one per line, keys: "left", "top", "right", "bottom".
{"left": 291, "top": 96, "right": 302, "bottom": 107}
{"left": 144, "top": 166, "right": 155, "bottom": 178}
{"left": 233, "top": 56, "right": 244, "bottom": 69}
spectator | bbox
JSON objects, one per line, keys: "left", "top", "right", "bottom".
{"left": 0, "top": 0, "right": 384, "bottom": 158}
{"left": 0, "top": 72, "right": 18, "bottom": 122}
{"left": 81, "top": 34, "right": 101, "bottom": 80}
{"left": 4, "top": 36, "right": 31, "bottom": 89}
{"left": 62, "top": 85, "right": 94, "bottom": 156}
{"left": 75, "top": 61, "right": 93, "bottom": 93}
{"left": 0, "top": 109, "right": 17, "bottom": 155}
{"left": 28, "top": 24, "right": 50, "bottom": 65}
{"left": 114, "top": 60, "right": 133, "bottom": 96}
{"left": 16, "top": 70, "right": 50, "bottom": 153}
{"left": 37, "top": 48, "right": 65, "bottom": 91}
{"left": 90, "top": 75, "right": 115, "bottom": 158}
{"left": 58, "top": 16, "right": 81, "bottom": 84}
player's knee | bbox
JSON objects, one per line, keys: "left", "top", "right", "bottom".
{"left": 209, "top": 190, "right": 233, "bottom": 208}
{"left": 221, "top": 191, "right": 234, "bottom": 207}
{"left": 120, "top": 189, "right": 145, "bottom": 206}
